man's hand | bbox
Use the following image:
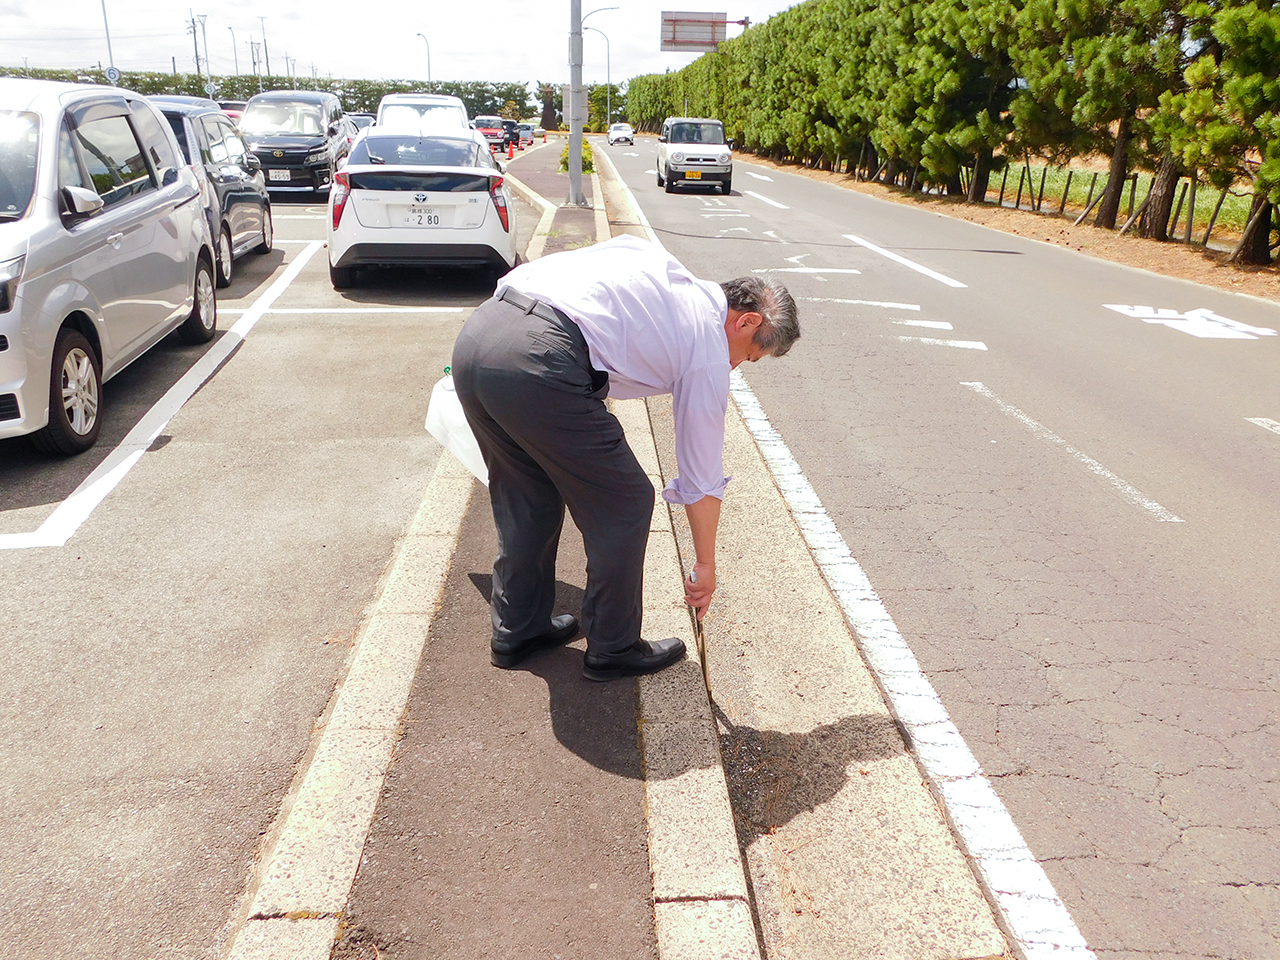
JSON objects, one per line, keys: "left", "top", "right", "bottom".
{"left": 684, "top": 561, "right": 716, "bottom": 621}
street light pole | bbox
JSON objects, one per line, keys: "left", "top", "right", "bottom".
{"left": 415, "top": 32, "right": 432, "bottom": 86}
{"left": 584, "top": 26, "right": 610, "bottom": 127}
{"left": 228, "top": 27, "right": 238, "bottom": 75}
{"left": 99, "top": 0, "right": 117, "bottom": 74}
{"left": 580, "top": 8, "right": 617, "bottom": 131}
{"left": 258, "top": 16, "right": 271, "bottom": 77}
{"left": 197, "top": 14, "right": 212, "bottom": 98}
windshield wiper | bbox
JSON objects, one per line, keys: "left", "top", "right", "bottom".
{"left": 365, "top": 149, "right": 385, "bottom": 164}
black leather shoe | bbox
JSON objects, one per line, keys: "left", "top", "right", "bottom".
{"left": 491, "top": 614, "right": 580, "bottom": 668}
{"left": 582, "top": 637, "right": 687, "bottom": 682}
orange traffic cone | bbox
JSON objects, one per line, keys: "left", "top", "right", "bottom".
{"left": 543, "top": 132, "right": 547, "bottom": 143}
{"left": 508, "top": 141, "right": 514, "bottom": 160}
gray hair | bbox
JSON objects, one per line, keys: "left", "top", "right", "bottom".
{"left": 720, "top": 276, "right": 800, "bottom": 357}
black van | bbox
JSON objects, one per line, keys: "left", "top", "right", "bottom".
{"left": 239, "top": 90, "right": 355, "bottom": 194}
{"left": 151, "top": 95, "right": 272, "bottom": 287}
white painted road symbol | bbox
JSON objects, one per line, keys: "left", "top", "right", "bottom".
{"left": 1102, "top": 304, "right": 1277, "bottom": 339}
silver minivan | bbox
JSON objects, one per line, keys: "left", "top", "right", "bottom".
{"left": 0, "top": 79, "right": 216, "bottom": 455}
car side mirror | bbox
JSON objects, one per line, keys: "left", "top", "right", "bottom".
{"left": 61, "top": 185, "right": 104, "bottom": 221}
{"left": 727, "top": 139, "right": 735, "bottom": 150}
{"left": 496, "top": 160, "right": 506, "bottom": 173}
{"left": 161, "top": 167, "right": 179, "bottom": 187}
{"left": 328, "top": 123, "right": 339, "bottom": 137}
{"left": 245, "top": 153, "right": 261, "bottom": 172}
{"left": 658, "top": 136, "right": 667, "bottom": 143}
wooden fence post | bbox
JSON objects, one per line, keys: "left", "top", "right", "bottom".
{"left": 1127, "top": 173, "right": 1138, "bottom": 222}
{"left": 1037, "top": 166, "right": 1048, "bottom": 211}
{"left": 1202, "top": 188, "right": 1228, "bottom": 246}
{"left": 1059, "top": 169, "right": 1073, "bottom": 215}
{"left": 1183, "top": 174, "right": 1197, "bottom": 244}
{"left": 1170, "top": 181, "right": 1188, "bottom": 238}
{"left": 998, "top": 166, "right": 1009, "bottom": 207}
{"left": 1015, "top": 167, "right": 1026, "bottom": 209}
{"left": 1083, "top": 172, "right": 1099, "bottom": 215}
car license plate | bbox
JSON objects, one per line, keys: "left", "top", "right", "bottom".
{"left": 686, "top": 170, "right": 701, "bottom": 179}
{"left": 268, "top": 169, "right": 290, "bottom": 182}
{"left": 402, "top": 207, "right": 443, "bottom": 227}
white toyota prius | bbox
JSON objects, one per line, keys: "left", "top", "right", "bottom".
{"left": 327, "top": 129, "right": 517, "bottom": 288}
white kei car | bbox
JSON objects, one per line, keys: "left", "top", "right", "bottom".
{"left": 327, "top": 129, "right": 518, "bottom": 288}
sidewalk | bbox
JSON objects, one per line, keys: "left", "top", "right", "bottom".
{"left": 223, "top": 138, "right": 1012, "bottom": 960}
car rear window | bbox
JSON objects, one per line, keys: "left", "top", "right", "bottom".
{"left": 351, "top": 136, "right": 483, "bottom": 168}
{"left": 163, "top": 113, "right": 192, "bottom": 163}
{"left": 474, "top": 117, "right": 502, "bottom": 128}
{"left": 669, "top": 122, "right": 725, "bottom": 145}
{"left": 348, "top": 172, "right": 492, "bottom": 192}
{"left": 0, "top": 111, "right": 39, "bottom": 220}
{"left": 379, "top": 103, "right": 468, "bottom": 132}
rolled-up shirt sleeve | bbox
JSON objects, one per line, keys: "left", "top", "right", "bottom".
{"left": 663, "top": 361, "right": 732, "bottom": 504}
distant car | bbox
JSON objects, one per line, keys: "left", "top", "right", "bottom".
{"left": 327, "top": 130, "right": 517, "bottom": 288}
{"left": 472, "top": 115, "right": 506, "bottom": 151}
{"left": 533, "top": 124, "right": 546, "bottom": 138}
{"left": 240, "top": 89, "right": 355, "bottom": 194}
{"left": 348, "top": 112, "right": 375, "bottom": 131}
{"left": 501, "top": 119, "right": 522, "bottom": 150}
{"left": 0, "top": 78, "right": 216, "bottom": 455}
{"left": 375, "top": 93, "right": 469, "bottom": 132}
{"left": 154, "top": 97, "right": 273, "bottom": 288}
{"left": 656, "top": 116, "right": 732, "bottom": 195}
{"left": 516, "top": 123, "right": 535, "bottom": 146}
{"left": 607, "top": 122, "right": 634, "bottom": 146}
{"left": 218, "top": 99, "right": 247, "bottom": 123}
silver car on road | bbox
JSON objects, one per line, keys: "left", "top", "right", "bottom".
{"left": 0, "top": 79, "right": 216, "bottom": 455}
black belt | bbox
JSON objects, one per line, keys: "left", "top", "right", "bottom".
{"left": 498, "top": 287, "right": 565, "bottom": 325}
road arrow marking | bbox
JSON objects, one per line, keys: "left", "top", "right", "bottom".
{"left": 1102, "top": 304, "right": 1277, "bottom": 339}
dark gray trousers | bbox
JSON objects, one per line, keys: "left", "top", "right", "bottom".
{"left": 451, "top": 296, "right": 654, "bottom": 654}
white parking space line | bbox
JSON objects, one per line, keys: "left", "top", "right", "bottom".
{"left": 1246, "top": 417, "right": 1280, "bottom": 435}
{"left": 0, "top": 241, "right": 325, "bottom": 551}
{"left": 895, "top": 319, "right": 954, "bottom": 330}
{"left": 754, "top": 267, "right": 861, "bottom": 275}
{"left": 802, "top": 297, "right": 921, "bottom": 311}
{"left": 745, "top": 171, "right": 773, "bottom": 181}
{"left": 843, "top": 233, "right": 968, "bottom": 288}
{"left": 218, "top": 307, "right": 464, "bottom": 315}
{"left": 730, "top": 370, "right": 1097, "bottom": 960}
{"left": 897, "top": 336, "right": 987, "bottom": 350}
{"left": 962, "top": 381, "right": 1184, "bottom": 522}
{"left": 273, "top": 215, "right": 326, "bottom": 220}
{"left": 743, "top": 190, "right": 789, "bottom": 209}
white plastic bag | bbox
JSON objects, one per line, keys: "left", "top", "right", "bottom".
{"left": 425, "top": 373, "right": 489, "bottom": 486}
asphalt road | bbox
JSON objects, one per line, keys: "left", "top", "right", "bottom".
{"left": 604, "top": 137, "right": 1280, "bottom": 960}
{"left": 0, "top": 193, "right": 536, "bottom": 958}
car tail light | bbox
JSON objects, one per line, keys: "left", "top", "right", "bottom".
{"left": 489, "top": 176, "right": 510, "bottom": 233}
{"left": 331, "top": 171, "right": 350, "bottom": 229}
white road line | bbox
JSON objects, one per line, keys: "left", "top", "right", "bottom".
{"left": 273, "top": 215, "right": 325, "bottom": 220}
{"left": 801, "top": 297, "right": 921, "bottom": 311}
{"left": 0, "top": 241, "right": 325, "bottom": 551}
{"left": 962, "top": 381, "right": 1184, "bottom": 522}
{"left": 729, "top": 369, "right": 1097, "bottom": 960}
{"left": 895, "top": 319, "right": 954, "bottom": 330}
{"left": 743, "top": 190, "right": 789, "bottom": 209}
{"left": 1246, "top": 417, "right": 1280, "bottom": 435}
{"left": 843, "top": 233, "right": 968, "bottom": 288}
{"left": 897, "top": 336, "right": 987, "bottom": 350}
{"left": 745, "top": 171, "right": 773, "bottom": 181}
{"left": 217, "top": 307, "right": 465, "bottom": 315}
{"left": 702, "top": 213, "right": 751, "bottom": 218}
{"left": 755, "top": 267, "right": 861, "bottom": 275}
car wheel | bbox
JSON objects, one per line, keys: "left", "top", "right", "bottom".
{"left": 330, "top": 262, "right": 356, "bottom": 289}
{"left": 664, "top": 167, "right": 675, "bottom": 193}
{"left": 215, "top": 225, "right": 234, "bottom": 288}
{"left": 722, "top": 178, "right": 732, "bottom": 195}
{"left": 656, "top": 166, "right": 664, "bottom": 187}
{"left": 254, "top": 205, "right": 273, "bottom": 254}
{"left": 179, "top": 257, "right": 217, "bottom": 344}
{"left": 31, "top": 329, "right": 102, "bottom": 456}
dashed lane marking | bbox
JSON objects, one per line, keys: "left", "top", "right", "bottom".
{"left": 895, "top": 319, "right": 954, "bottom": 330}
{"left": 801, "top": 297, "right": 921, "bottom": 311}
{"left": 1246, "top": 417, "right": 1280, "bottom": 435}
{"left": 743, "top": 190, "right": 789, "bottom": 209}
{"left": 0, "top": 241, "right": 325, "bottom": 551}
{"left": 754, "top": 267, "right": 861, "bottom": 275}
{"left": 745, "top": 171, "right": 773, "bottom": 181}
{"left": 897, "top": 336, "right": 986, "bottom": 350}
{"left": 730, "top": 369, "right": 1098, "bottom": 960}
{"left": 843, "top": 233, "right": 968, "bottom": 288}
{"left": 962, "top": 381, "right": 1184, "bottom": 522}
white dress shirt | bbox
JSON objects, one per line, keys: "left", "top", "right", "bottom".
{"left": 498, "top": 235, "right": 731, "bottom": 504}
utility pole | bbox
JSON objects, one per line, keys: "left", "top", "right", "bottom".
{"left": 567, "top": 0, "right": 586, "bottom": 206}
{"left": 100, "top": 0, "right": 117, "bottom": 75}
{"left": 197, "top": 14, "right": 212, "bottom": 98}
{"left": 228, "top": 27, "right": 238, "bottom": 75}
{"left": 189, "top": 14, "right": 202, "bottom": 74}
{"left": 259, "top": 16, "right": 271, "bottom": 77}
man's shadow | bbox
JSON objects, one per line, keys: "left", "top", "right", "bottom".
{"left": 467, "top": 573, "right": 906, "bottom": 843}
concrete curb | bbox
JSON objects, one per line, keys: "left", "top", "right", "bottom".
{"left": 222, "top": 454, "right": 474, "bottom": 959}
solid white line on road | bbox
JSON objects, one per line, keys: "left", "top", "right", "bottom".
{"left": 217, "top": 307, "right": 465, "bottom": 315}
{"left": 0, "top": 241, "right": 325, "bottom": 552}
{"left": 895, "top": 319, "right": 954, "bottom": 330}
{"left": 744, "top": 190, "right": 789, "bottom": 209}
{"left": 702, "top": 213, "right": 751, "bottom": 218}
{"left": 843, "top": 233, "right": 968, "bottom": 288}
{"left": 273, "top": 215, "right": 325, "bottom": 220}
{"left": 897, "top": 336, "right": 987, "bottom": 350}
{"left": 754, "top": 267, "right": 861, "bottom": 275}
{"left": 729, "top": 369, "right": 1098, "bottom": 960}
{"left": 1246, "top": 417, "right": 1280, "bottom": 435}
{"left": 962, "top": 381, "right": 1184, "bottom": 522}
{"left": 801, "top": 297, "right": 921, "bottom": 311}
{"left": 745, "top": 171, "right": 774, "bottom": 181}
